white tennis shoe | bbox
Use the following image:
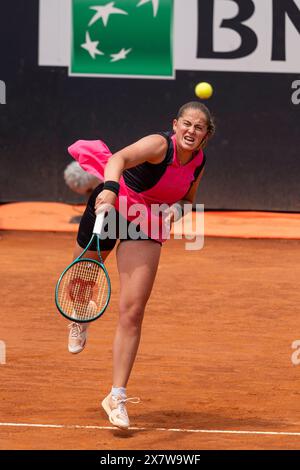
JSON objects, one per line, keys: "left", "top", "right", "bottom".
{"left": 101, "top": 393, "right": 140, "bottom": 430}
{"left": 68, "top": 322, "right": 88, "bottom": 354}
{"left": 67, "top": 301, "right": 97, "bottom": 353}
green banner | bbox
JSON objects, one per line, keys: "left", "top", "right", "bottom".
{"left": 70, "top": 0, "right": 174, "bottom": 78}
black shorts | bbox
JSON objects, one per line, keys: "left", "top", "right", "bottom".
{"left": 77, "top": 184, "right": 162, "bottom": 252}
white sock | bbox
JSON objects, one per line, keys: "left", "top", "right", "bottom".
{"left": 111, "top": 386, "right": 126, "bottom": 399}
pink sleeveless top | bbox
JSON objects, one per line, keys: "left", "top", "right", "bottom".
{"left": 68, "top": 134, "right": 205, "bottom": 242}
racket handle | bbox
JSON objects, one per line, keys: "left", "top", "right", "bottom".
{"left": 93, "top": 211, "right": 105, "bottom": 235}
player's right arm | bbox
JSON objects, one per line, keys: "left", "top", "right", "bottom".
{"left": 104, "top": 134, "right": 167, "bottom": 178}
{"left": 95, "top": 135, "right": 167, "bottom": 212}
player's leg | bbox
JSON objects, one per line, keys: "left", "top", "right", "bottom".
{"left": 102, "top": 239, "right": 161, "bottom": 428}
{"left": 114, "top": 239, "right": 161, "bottom": 386}
{"left": 68, "top": 244, "right": 115, "bottom": 354}
{"left": 68, "top": 184, "right": 116, "bottom": 354}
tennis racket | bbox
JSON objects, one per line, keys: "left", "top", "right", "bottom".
{"left": 55, "top": 212, "right": 111, "bottom": 323}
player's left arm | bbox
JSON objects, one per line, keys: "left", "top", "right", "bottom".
{"left": 166, "top": 167, "right": 205, "bottom": 224}
{"left": 182, "top": 166, "right": 205, "bottom": 205}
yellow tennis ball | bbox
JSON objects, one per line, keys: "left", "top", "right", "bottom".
{"left": 195, "top": 82, "right": 213, "bottom": 99}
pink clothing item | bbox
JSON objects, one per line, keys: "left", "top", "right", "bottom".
{"left": 68, "top": 139, "right": 112, "bottom": 180}
{"left": 140, "top": 135, "right": 204, "bottom": 204}
{"left": 68, "top": 136, "right": 204, "bottom": 242}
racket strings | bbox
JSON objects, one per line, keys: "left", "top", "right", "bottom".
{"left": 58, "top": 260, "right": 109, "bottom": 321}
{"left": 96, "top": 268, "right": 109, "bottom": 311}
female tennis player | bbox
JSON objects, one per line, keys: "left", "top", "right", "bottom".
{"left": 67, "top": 101, "right": 215, "bottom": 429}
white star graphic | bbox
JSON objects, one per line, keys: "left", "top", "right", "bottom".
{"left": 110, "top": 48, "right": 132, "bottom": 62}
{"left": 89, "top": 2, "right": 128, "bottom": 28}
{"left": 137, "top": 0, "right": 159, "bottom": 17}
{"left": 81, "top": 31, "right": 104, "bottom": 59}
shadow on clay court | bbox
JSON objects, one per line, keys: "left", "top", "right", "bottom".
{"left": 131, "top": 410, "right": 286, "bottom": 431}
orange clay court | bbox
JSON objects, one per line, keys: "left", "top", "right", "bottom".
{"left": 0, "top": 203, "right": 300, "bottom": 450}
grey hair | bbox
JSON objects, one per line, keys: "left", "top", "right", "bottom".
{"left": 64, "top": 161, "right": 101, "bottom": 195}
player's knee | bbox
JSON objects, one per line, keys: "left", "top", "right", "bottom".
{"left": 119, "top": 301, "right": 145, "bottom": 330}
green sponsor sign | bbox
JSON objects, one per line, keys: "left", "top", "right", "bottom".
{"left": 70, "top": 0, "right": 174, "bottom": 78}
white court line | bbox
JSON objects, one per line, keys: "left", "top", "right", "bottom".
{"left": 0, "top": 422, "right": 300, "bottom": 437}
